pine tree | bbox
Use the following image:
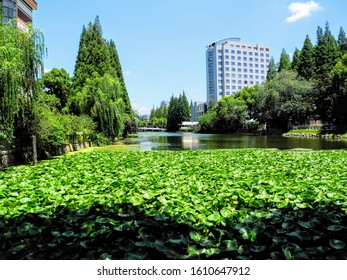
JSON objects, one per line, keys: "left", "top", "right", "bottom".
{"left": 291, "top": 48, "right": 301, "bottom": 72}
{"left": 266, "top": 57, "right": 277, "bottom": 81}
{"left": 73, "top": 16, "right": 111, "bottom": 90}
{"left": 298, "top": 35, "right": 315, "bottom": 80}
{"left": 314, "top": 22, "right": 340, "bottom": 120}
{"left": 338, "top": 27, "right": 347, "bottom": 54}
{"left": 107, "top": 40, "right": 132, "bottom": 115}
{"left": 278, "top": 49, "right": 291, "bottom": 72}
{"left": 71, "top": 16, "right": 133, "bottom": 138}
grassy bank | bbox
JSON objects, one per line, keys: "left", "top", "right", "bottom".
{"left": 1, "top": 149, "right": 347, "bottom": 259}
{"left": 285, "top": 129, "right": 347, "bottom": 139}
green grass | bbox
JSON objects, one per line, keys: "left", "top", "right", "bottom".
{"left": 1, "top": 149, "right": 347, "bottom": 259}
{"left": 286, "top": 129, "right": 320, "bottom": 135}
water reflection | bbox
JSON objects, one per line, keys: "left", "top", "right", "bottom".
{"left": 124, "top": 132, "right": 347, "bottom": 151}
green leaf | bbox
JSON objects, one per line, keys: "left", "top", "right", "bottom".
{"left": 130, "top": 196, "right": 144, "bottom": 206}
{"left": 207, "top": 212, "right": 221, "bottom": 222}
{"left": 327, "top": 225, "right": 344, "bottom": 231}
{"left": 189, "top": 231, "right": 203, "bottom": 242}
{"left": 223, "top": 240, "right": 238, "bottom": 251}
{"left": 220, "top": 208, "right": 232, "bottom": 218}
{"left": 329, "top": 239, "right": 345, "bottom": 250}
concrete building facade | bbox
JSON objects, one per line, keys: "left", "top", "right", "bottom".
{"left": 1, "top": 0, "right": 37, "bottom": 28}
{"left": 206, "top": 37, "right": 270, "bottom": 105}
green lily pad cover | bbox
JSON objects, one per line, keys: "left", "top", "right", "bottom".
{"left": 0, "top": 149, "right": 347, "bottom": 259}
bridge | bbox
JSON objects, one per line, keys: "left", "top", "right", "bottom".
{"left": 137, "top": 127, "right": 166, "bottom": 132}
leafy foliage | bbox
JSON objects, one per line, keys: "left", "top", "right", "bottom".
{"left": 1, "top": 149, "right": 347, "bottom": 259}
{"left": 167, "top": 92, "right": 190, "bottom": 132}
{"left": 71, "top": 16, "right": 135, "bottom": 138}
{"left": 41, "top": 68, "right": 72, "bottom": 110}
{"left": 0, "top": 19, "right": 45, "bottom": 142}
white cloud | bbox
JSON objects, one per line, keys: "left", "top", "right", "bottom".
{"left": 124, "top": 70, "right": 131, "bottom": 76}
{"left": 285, "top": 1, "right": 322, "bottom": 23}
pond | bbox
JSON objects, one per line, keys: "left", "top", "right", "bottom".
{"left": 123, "top": 132, "right": 347, "bottom": 151}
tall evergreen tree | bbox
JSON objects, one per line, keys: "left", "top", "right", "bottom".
{"left": 298, "top": 35, "right": 315, "bottom": 80}
{"left": 291, "top": 48, "right": 301, "bottom": 72}
{"left": 166, "top": 92, "right": 190, "bottom": 132}
{"left": 71, "top": 16, "right": 133, "bottom": 138}
{"left": 266, "top": 57, "right": 277, "bottom": 81}
{"left": 338, "top": 27, "right": 347, "bottom": 54}
{"left": 314, "top": 22, "right": 340, "bottom": 120}
{"left": 73, "top": 16, "right": 111, "bottom": 90}
{"left": 107, "top": 40, "right": 132, "bottom": 115}
{"left": 278, "top": 49, "right": 291, "bottom": 72}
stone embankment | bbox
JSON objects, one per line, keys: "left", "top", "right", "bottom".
{"left": 283, "top": 133, "right": 347, "bottom": 139}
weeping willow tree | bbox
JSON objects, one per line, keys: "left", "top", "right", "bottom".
{"left": 74, "top": 73, "right": 125, "bottom": 139}
{"left": 0, "top": 14, "right": 45, "bottom": 142}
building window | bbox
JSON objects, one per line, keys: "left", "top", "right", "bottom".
{"left": 218, "top": 50, "right": 222, "bottom": 53}
{"left": 231, "top": 50, "right": 235, "bottom": 54}
{"left": 225, "top": 55, "right": 229, "bottom": 59}
{"left": 225, "top": 49, "right": 229, "bottom": 53}
{"left": 237, "top": 50, "right": 241, "bottom": 54}
{"left": 2, "top": 0, "right": 17, "bottom": 23}
{"left": 243, "top": 51, "right": 247, "bottom": 55}
{"left": 249, "top": 52, "right": 253, "bottom": 56}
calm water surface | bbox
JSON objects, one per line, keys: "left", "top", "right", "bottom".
{"left": 124, "top": 132, "right": 347, "bottom": 151}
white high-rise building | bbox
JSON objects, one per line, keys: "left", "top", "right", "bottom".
{"left": 206, "top": 38, "right": 270, "bottom": 105}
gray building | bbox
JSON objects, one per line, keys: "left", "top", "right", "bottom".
{"left": 206, "top": 37, "right": 270, "bottom": 105}
{"left": 191, "top": 101, "right": 206, "bottom": 122}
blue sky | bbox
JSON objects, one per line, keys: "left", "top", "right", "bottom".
{"left": 34, "top": 0, "right": 346, "bottom": 115}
